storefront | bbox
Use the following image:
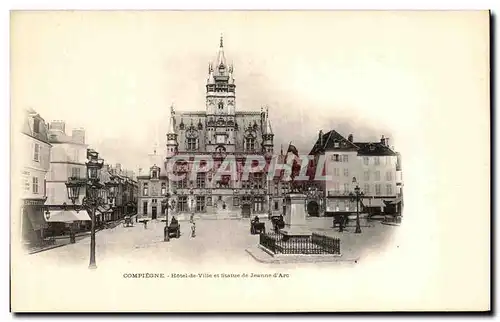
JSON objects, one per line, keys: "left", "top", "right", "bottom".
{"left": 21, "top": 199, "right": 49, "bottom": 246}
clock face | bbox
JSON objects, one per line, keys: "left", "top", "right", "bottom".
{"left": 245, "top": 129, "right": 256, "bottom": 138}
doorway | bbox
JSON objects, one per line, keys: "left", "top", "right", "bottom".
{"left": 152, "top": 206, "right": 157, "bottom": 219}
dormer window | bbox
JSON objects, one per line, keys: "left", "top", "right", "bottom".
{"left": 334, "top": 140, "right": 340, "bottom": 148}
{"left": 151, "top": 169, "right": 159, "bottom": 179}
{"left": 33, "top": 118, "right": 40, "bottom": 134}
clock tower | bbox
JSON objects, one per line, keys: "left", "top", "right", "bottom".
{"left": 205, "top": 36, "right": 236, "bottom": 153}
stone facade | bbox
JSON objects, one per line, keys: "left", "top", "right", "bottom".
{"left": 163, "top": 37, "right": 274, "bottom": 218}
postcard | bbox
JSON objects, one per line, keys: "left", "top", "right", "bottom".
{"left": 10, "top": 10, "right": 490, "bottom": 312}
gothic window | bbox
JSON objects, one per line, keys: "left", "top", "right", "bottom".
{"left": 179, "top": 120, "right": 185, "bottom": 130}
{"left": 178, "top": 196, "right": 188, "bottom": 212}
{"left": 217, "top": 118, "right": 225, "bottom": 126}
{"left": 218, "top": 102, "right": 224, "bottom": 110}
{"left": 198, "top": 120, "right": 203, "bottom": 130}
{"left": 187, "top": 138, "right": 197, "bottom": 151}
{"left": 245, "top": 138, "right": 255, "bottom": 151}
{"left": 196, "top": 173, "right": 206, "bottom": 188}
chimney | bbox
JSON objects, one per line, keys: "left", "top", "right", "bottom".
{"left": 348, "top": 134, "right": 353, "bottom": 142}
{"left": 318, "top": 130, "right": 323, "bottom": 146}
{"left": 49, "top": 120, "right": 66, "bottom": 133}
{"left": 386, "top": 138, "right": 390, "bottom": 147}
{"left": 116, "top": 163, "right": 122, "bottom": 174}
{"left": 72, "top": 128, "right": 86, "bottom": 144}
{"left": 380, "top": 135, "right": 386, "bottom": 146}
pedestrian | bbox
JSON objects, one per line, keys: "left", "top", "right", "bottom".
{"left": 191, "top": 222, "right": 196, "bottom": 238}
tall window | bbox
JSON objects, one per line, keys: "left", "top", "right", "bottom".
{"left": 33, "top": 143, "right": 40, "bottom": 162}
{"left": 364, "top": 170, "right": 370, "bottom": 181}
{"left": 245, "top": 138, "right": 255, "bottom": 151}
{"left": 233, "top": 197, "right": 240, "bottom": 207}
{"left": 374, "top": 156, "right": 380, "bottom": 165}
{"left": 363, "top": 157, "right": 369, "bottom": 165}
{"left": 254, "top": 173, "right": 263, "bottom": 189}
{"left": 71, "top": 167, "right": 81, "bottom": 178}
{"left": 375, "top": 171, "right": 381, "bottom": 181}
{"left": 196, "top": 173, "right": 206, "bottom": 188}
{"left": 187, "top": 138, "right": 197, "bottom": 151}
{"left": 161, "top": 182, "right": 166, "bottom": 195}
{"left": 143, "top": 183, "right": 148, "bottom": 196}
{"left": 176, "top": 176, "right": 187, "bottom": 189}
{"left": 334, "top": 182, "right": 340, "bottom": 194}
{"left": 332, "top": 154, "right": 340, "bottom": 162}
{"left": 196, "top": 196, "right": 205, "bottom": 212}
{"left": 334, "top": 168, "right": 340, "bottom": 176}
{"left": 343, "top": 168, "right": 349, "bottom": 177}
{"left": 364, "top": 184, "right": 370, "bottom": 194}
{"left": 342, "top": 155, "right": 348, "bottom": 162}
{"left": 32, "top": 177, "right": 39, "bottom": 194}
{"left": 143, "top": 201, "right": 148, "bottom": 215}
{"left": 274, "top": 200, "right": 279, "bottom": 210}
{"left": 386, "top": 171, "right": 393, "bottom": 181}
{"left": 375, "top": 184, "right": 381, "bottom": 195}
{"left": 343, "top": 183, "right": 349, "bottom": 193}
{"left": 178, "top": 196, "right": 188, "bottom": 212}
{"left": 386, "top": 184, "right": 393, "bottom": 195}
{"left": 33, "top": 119, "right": 40, "bottom": 134}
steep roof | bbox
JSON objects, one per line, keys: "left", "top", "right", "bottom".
{"left": 354, "top": 142, "right": 397, "bottom": 156}
{"left": 22, "top": 109, "right": 51, "bottom": 145}
{"left": 309, "top": 130, "right": 358, "bottom": 154}
{"left": 309, "top": 129, "right": 397, "bottom": 156}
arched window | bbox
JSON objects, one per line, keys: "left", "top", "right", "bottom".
{"left": 218, "top": 102, "right": 224, "bottom": 110}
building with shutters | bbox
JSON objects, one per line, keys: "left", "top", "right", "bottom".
{"left": 20, "top": 108, "right": 52, "bottom": 245}
{"left": 161, "top": 37, "right": 275, "bottom": 218}
{"left": 308, "top": 130, "right": 402, "bottom": 216}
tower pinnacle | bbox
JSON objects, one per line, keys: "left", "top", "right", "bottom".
{"left": 220, "top": 34, "right": 223, "bottom": 48}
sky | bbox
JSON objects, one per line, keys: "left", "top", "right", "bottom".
{"left": 11, "top": 11, "right": 487, "bottom": 174}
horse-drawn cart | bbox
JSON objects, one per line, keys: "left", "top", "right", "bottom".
{"left": 167, "top": 217, "right": 181, "bottom": 238}
{"left": 123, "top": 216, "right": 134, "bottom": 227}
{"left": 250, "top": 216, "right": 266, "bottom": 235}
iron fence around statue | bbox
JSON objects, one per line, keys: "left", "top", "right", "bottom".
{"left": 259, "top": 232, "right": 340, "bottom": 255}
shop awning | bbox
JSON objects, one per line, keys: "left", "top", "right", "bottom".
{"left": 46, "top": 210, "right": 91, "bottom": 223}
{"left": 383, "top": 197, "right": 402, "bottom": 205}
{"left": 27, "top": 209, "right": 48, "bottom": 231}
{"left": 362, "top": 198, "right": 385, "bottom": 208}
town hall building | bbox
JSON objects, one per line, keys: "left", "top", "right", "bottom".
{"left": 161, "top": 37, "right": 275, "bottom": 219}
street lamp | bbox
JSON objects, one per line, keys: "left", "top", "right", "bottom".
{"left": 349, "top": 177, "right": 364, "bottom": 234}
{"left": 106, "top": 177, "right": 119, "bottom": 222}
{"left": 65, "top": 149, "right": 105, "bottom": 269}
{"left": 162, "top": 193, "right": 171, "bottom": 242}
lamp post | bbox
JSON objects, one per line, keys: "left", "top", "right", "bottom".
{"left": 349, "top": 177, "right": 364, "bottom": 234}
{"left": 162, "top": 193, "right": 171, "bottom": 242}
{"left": 106, "top": 177, "right": 119, "bottom": 223}
{"left": 65, "top": 149, "right": 105, "bottom": 269}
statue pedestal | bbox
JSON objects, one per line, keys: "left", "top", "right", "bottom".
{"left": 280, "top": 193, "right": 311, "bottom": 241}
